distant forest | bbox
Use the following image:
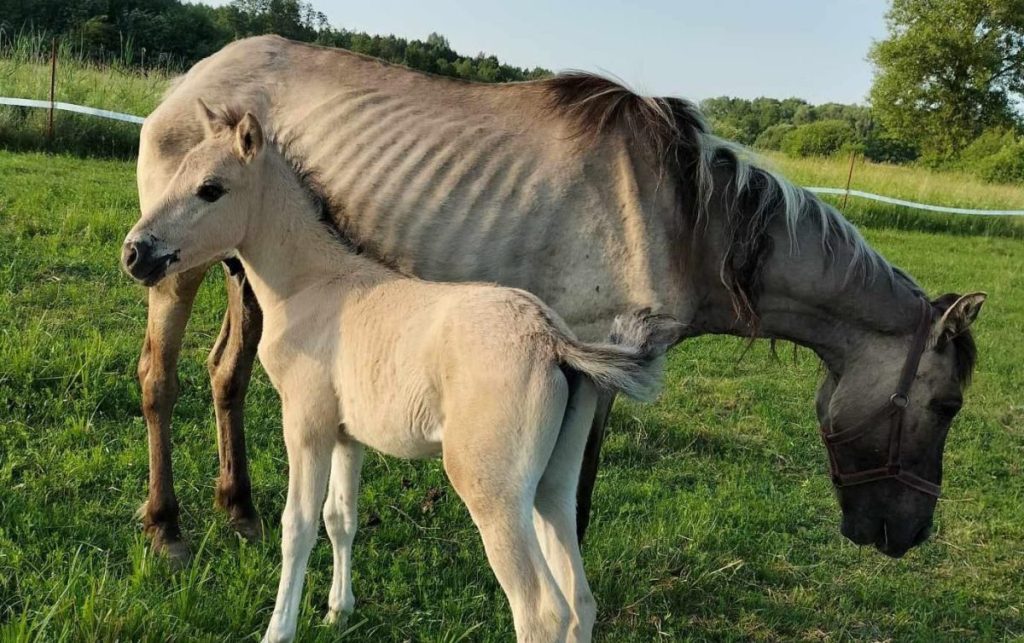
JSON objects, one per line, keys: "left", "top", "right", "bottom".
{"left": 0, "top": 0, "right": 550, "bottom": 82}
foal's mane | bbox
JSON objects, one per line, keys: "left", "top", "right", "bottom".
{"left": 541, "top": 72, "right": 896, "bottom": 329}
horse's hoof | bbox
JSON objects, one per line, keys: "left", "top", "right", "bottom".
{"left": 231, "top": 514, "right": 265, "bottom": 542}
{"left": 151, "top": 532, "right": 192, "bottom": 569}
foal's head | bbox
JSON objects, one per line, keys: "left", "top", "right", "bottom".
{"left": 123, "top": 101, "right": 268, "bottom": 285}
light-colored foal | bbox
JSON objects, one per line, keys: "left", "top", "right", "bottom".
{"left": 122, "top": 104, "right": 682, "bottom": 642}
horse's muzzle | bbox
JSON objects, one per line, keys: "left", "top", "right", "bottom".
{"left": 122, "top": 238, "right": 178, "bottom": 286}
{"left": 841, "top": 514, "right": 933, "bottom": 559}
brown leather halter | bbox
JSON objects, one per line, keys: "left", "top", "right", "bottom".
{"left": 819, "top": 299, "right": 941, "bottom": 498}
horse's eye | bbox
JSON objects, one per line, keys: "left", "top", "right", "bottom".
{"left": 197, "top": 182, "right": 226, "bottom": 203}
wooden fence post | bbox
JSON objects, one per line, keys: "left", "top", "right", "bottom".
{"left": 47, "top": 38, "right": 57, "bottom": 140}
{"left": 841, "top": 149, "right": 856, "bottom": 210}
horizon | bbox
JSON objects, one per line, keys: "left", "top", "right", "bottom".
{"left": 202, "top": 0, "right": 890, "bottom": 106}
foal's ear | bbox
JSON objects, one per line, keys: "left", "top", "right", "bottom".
{"left": 195, "top": 98, "right": 228, "bottom": 137}
{"left": 233, "top": 112, "right": 264, "bottom": 164}
{"left": 933, "top": 292, "right": 987, "bottom": 346}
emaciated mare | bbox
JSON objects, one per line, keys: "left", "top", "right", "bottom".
{"left": 123, "top": 105, "right": 682, "bottom": 642}
{"left": 130, "top": 35, "right": 985, "bottom": 563}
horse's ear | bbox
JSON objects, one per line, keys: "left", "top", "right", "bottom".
{"left": 195, "top": 98, "right": 226, "bottom": 137}
{"left": 933, "top": 292, "right": 986, "bottom": 346}
{"left": 233, "top": 112, "right": 264, "bottom": 164}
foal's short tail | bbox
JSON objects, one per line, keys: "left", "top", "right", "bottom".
{"left": 555, "top": 309, "right": 684, "bottom": 402}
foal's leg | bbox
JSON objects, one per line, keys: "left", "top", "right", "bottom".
{"left": 207, "top": 260, "right": 263, "bottom": 540}
{"left": 443, "top": 373, "right": 572, "bottom": 642}
{"left": 137, "top": 264, "right": 207, "bottom": 563}
{"left": 323, "top": 438, "right": 364, "bottom": 625}
{"left": 263, "top": 406, "right": 334, "bottom": 643}
{"left": 575, "top": 391, "right": 616, "bottom": 544}
{"left": 535, "top": 375, "right": 599, "bottom": 642}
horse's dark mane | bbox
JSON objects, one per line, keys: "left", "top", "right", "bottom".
{"left": 277, "top": 139, "right": 406, "bottom": 275}
{"left": 541, "top": 71, "right": 895, "bottom": 330}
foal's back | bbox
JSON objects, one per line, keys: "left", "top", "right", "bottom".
{"left": 283, "top": 275, "right": 568, "bottom": 460}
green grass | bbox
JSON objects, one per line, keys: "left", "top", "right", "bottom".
{"left": 1, "top": 149, "right": 1022, "bottom": 641}
{"left": 767, "top": 152, "right": 1024, "bottom": 211}
{"left": 0, "top": 38, "right": 170, "bottom": 158}
{"left": 764, "top": 153, "right": 1024, "bottom": 239}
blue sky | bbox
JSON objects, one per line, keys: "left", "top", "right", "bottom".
{"left": 206, "top": 0, "right": 892, "bottom": 105}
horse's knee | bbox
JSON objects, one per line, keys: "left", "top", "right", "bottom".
{"left": 139, "top": 358, "right": 179, "bottom": 422}
{"left": 323, "top": 499, "right": 356, "bottom": 543}
{"left": 210, "top": 368, "right": 246, "bottom": 410}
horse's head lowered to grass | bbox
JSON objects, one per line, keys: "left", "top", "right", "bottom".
{"left": 814, "top": 292, "right": 984, "bottom": 557}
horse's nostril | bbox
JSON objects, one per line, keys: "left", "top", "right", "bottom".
{"left": 123, "top": 243, "right": 139, "bottom": 268}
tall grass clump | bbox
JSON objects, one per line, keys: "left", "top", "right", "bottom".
{"left": 0, "top": 30, "right": 172, "bottom": 158}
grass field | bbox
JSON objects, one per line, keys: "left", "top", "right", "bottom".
{"left": 0, "top": 43, "right": 168, "bottom": 158}
{"left": 1, "top": 149, "right": 1022, "bottom": 641}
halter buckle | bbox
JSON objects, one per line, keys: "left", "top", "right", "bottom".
{"left": 889, "top": 393, "right": 909, "bottom": 409}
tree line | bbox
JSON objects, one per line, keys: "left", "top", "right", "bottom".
{"left": 0, "top": 0, "right": 550, "bottom": 83}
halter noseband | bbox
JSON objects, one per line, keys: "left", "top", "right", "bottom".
{"left": 819, "top": 299, "right": 941, "bottom": 498}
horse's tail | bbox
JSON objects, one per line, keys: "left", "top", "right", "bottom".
{"left": 555, "top": 309, "right": 684, "bottom": 402}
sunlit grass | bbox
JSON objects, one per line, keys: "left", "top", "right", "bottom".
{"left": 1, "top": 150, "right": 1022, "bottom": 641}
{"left": 766, "top": 152, "right": 1024, "bottom": 210}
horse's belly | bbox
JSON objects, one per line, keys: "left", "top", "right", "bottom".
{"left": 343, "top": 410, "right": 443, "bottom": 460}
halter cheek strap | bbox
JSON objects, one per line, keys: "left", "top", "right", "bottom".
{"left": 819, "top": 299, "right": 941, "bottom": 498}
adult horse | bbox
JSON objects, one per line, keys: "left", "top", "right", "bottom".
{"left": 130, "top": 35, "right": 984, "bottom": 563}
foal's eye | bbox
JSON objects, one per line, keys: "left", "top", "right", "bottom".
{"left": 196, "top": 182, "right": 226, "bottom": 203}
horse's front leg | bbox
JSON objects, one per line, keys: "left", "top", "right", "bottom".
{"left": 323, "top": 437, "right": 364, "bottom": 626}
{"left": 262, "top": 404, "right": 334, "bottom": 643}
{"left": 207, "top": 260, "right": 263, "bottom": 539}
{"left": 137, "top": 264, "right": 206, "bottom": 564}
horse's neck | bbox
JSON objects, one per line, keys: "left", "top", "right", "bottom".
{"left": 693, "top": 206, "right": 923, "bottom": 372}
{"left": 236, "top": 157, "right": 392, "bottom": 311}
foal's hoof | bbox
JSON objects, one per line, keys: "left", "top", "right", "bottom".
{"left": 324, "top": 608, "right": 351, "bottom": 627}
{"left": 231, "top": 514, "right": 265, "bottom": 542}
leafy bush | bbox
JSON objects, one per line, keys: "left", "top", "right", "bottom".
{"left": 753, "top": 123, "right": 795, "bottom": 151}
{"left": 959, "top": 128, "right": 1017, "bottom": 166}
{"left": 954, "top": 128, "right": 1024, "bottom": 184}
{"left": 973, "top": 141, "right": 1024, "bottom": 184}
{"left": 780, "top": 120, "right": 858, "bottom": 157}
{"left": 863, "top": 131, "right": 917, "bottom": 164}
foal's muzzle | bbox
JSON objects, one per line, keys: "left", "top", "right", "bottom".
{"left": 122, "top": 237, "right": 178, "bottom": 286}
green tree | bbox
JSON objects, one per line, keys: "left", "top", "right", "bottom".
{"left": 780, "top": 120, "right": 858, "bottom": 157}
{"left": 868, "top": 0, "right": 1024, "bottom": 163}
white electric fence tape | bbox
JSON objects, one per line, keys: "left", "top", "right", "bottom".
{"left": 0, "top": 96, "right": 146, "bottom": 124}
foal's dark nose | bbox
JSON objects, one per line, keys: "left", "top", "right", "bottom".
{"left": 122, "top": 237, "right": 175, "bottom": 285}
{"left": 122, "top": 238, "right": 151, "bottom": 273}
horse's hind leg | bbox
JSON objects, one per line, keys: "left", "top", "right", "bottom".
{"left": 535, "top": 371, "right": 598, "bottom": 642}
{"left": 443, "top": 372, "right": 572, "bottom": 642}
{"left": 137, "top": 264, "right": 206, "bottom": 563}
{"left": 207, "top": 260, "right": 263, "bottom": 539}
{"left": 575, "top": 391, "right": 615, "bottom": 544}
